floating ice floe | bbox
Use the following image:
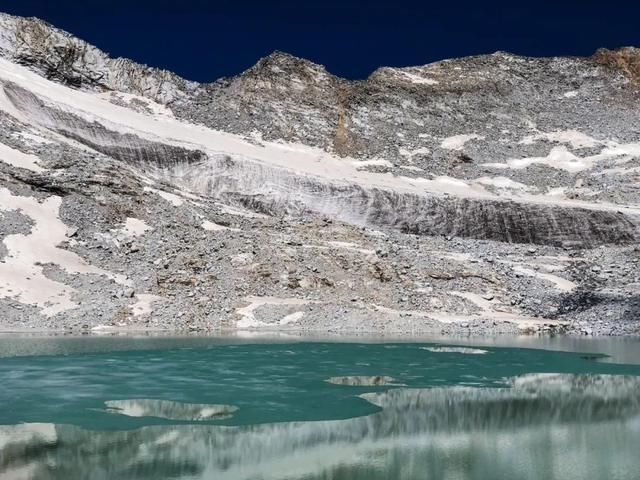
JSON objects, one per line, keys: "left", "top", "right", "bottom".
{"left": 103, "top": 399, "right": 238, "bottom": 421}
{"left": 421, "top": 346, "right": 489, "bottom": 355}
{"left": 326, "top": 376, "right": 401, "bottom": 386}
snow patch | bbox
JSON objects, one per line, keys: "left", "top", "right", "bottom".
{"left": 0, "top": 142, "right": 45, "bottom": 172}
{"left": 130, "top": 294, "right": 163, "bottom": 316}
{"left": 428, "top": 251, "right": 472, "bottom": 263}
{"left": 202, "top": 220, "right": 235, "bottom": 232}
{"left": 441, "top": 134, "right": 484, "bottom": 150}
{"left": 450, "top": 291, "right": 495, "bottom": 311}
{"left": 236, "top": 296, "right": 310, "bottom": 329}
{"left": 175, "top": 189, "right": 202, "bottom": 201}
{"left": 11, "top": 130, "right": 53, "bottom": 145}
{"left": 143, "top": 186, "right": 184, "bottom": 207}
{"left": 483, "top": 146, "right": 590, "bottom": 173}
{"left": 601, "top": 142, "right": 640, "bottom": 159}
{"left": 474, "top": 176, "right": 537, "bottom": 193}
{"left": 399, "top": 71, "right": 439, "bottom": 85}
{"left": 279, "top": 311, "right": 305, "bottom": 325}
{"left": 119, "top": 217, "right": 152, "bottom": 237}
{"left": 399, "top": 146, "right": 431, "bottom": 157}
{"left": 546, "top": 187, "right": 567, "bottom": 198}
{"left": 399, "top": 165, "right": 424, "bottom": 172}
{"left": 433, "top": 176, "right": 472, "bottom": 188}
{"left": 512, "top": 265, "right": 576, "bottom": 292}
{"left": 520, "top": 130, "right": 601, "bottom": 149}
{"left": 325, "top": 241, "right": 375, "bottom": 255}
{"left": 595, "top": 165, "right": 640, "bottom": 176}
{"left": 484, "top": 138, "right": 640, "bottom": 173}
{"left": 0, "top": 189, "right": 127, "bottom": 315}
{"left": 98, "top": 91, "right": 175, "bottom": 118}
{"left": 216, "top": 203, "right": 268, "bottom": 219}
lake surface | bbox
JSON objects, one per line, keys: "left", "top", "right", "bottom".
{"left": 1, "top": 335, "right": 640, "bottom": 479}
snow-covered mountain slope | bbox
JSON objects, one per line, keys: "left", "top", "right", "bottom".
{"left": 0, "top": 52, "right": 637, "bottom": 247}
{"left": 0, "top": 12, "right": 638, "bottom": 334}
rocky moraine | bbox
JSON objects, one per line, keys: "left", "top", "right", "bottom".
{"left": 0, "top": 12, "right": 638, "bottom": 335}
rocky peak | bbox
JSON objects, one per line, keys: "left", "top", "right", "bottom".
{"left": 249, "top": 50, "right": 330, "bottom": 76}
{"left": 593, "top": 47, "right": 640, "bottom": 85}
{"left": 366, "top": 51, "right": 526, "bottom": 88}
{"left": 189, "top": 48, "right": 346, "bottom": 153}
{"left": 230, "top": 50, "right": 337, "bottom": 92}
{"left": 0, "top": 12, "right": 196, "bottom": 104}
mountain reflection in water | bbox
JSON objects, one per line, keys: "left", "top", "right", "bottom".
{"left": 2, "top": 374, "right": 640, "bottom": 480}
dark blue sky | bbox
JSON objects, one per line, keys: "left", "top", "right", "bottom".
{"left": 2, "top": 0, "right": 639, "bottom": 82}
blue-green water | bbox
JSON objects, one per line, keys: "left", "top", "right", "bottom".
{"left": 1, "top": 336, "right": 640, "bottom": 479}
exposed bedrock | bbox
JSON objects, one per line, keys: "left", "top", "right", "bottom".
{"left": 0, "top": 13, "right": 195, "bottom": 102}
{"left": 5, "top": 81, "right": 638, "bottom": 248}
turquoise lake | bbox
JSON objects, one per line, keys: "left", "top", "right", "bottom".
{"left": 1, "top": 335, "right": 640, "bottom": 479}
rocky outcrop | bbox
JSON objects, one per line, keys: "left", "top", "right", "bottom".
{"left": 593, "top": 47, "right": 640, "bottom": 85}
{"left": 0, "top": 13, "right": 195, "bottom": 102}
{"left": 173, "top": 49, "right": 640, "bottom": 164}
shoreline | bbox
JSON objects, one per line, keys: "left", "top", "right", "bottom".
{"left": 0, "top": 322, "right": 566, "bottom": 337}
{"left": 0, "top": 330, "right": 638, "bottom": 365}
{"left": 0, "top": 324, "right": 636, "bottom": 338}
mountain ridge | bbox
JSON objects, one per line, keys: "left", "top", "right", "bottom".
{"left": 0, "top": 11, "right": 638, "bottom": 335}
{"left": 1, "top": 12, "right": 639, "bottom": 101}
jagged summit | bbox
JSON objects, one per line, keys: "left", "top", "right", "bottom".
{"left": 0, "top": 11, "right": 196, "bottom": 103}
{"left": 593, "top": 47, "right": 640, "bottom": 84}
{"left": 253, "top": 50, "right": 329, "bottom": 73}
{"left": 2, "top": 10, "right": 639, "bottom": 105}
{"left": 232, "top": 49, "right": 336, "bottom": 88}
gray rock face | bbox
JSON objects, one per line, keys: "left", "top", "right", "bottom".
{"left": 0, "top": 11, "right": 638, "bottom": 334}
{"left": 0, "top": 13, "right": 196, "bottom": 103}
{"left": 175, "top": 50, "right": 640, "bottom": 162}
{"left": 181, "top": 51, "right": 348, "bottom": 152}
